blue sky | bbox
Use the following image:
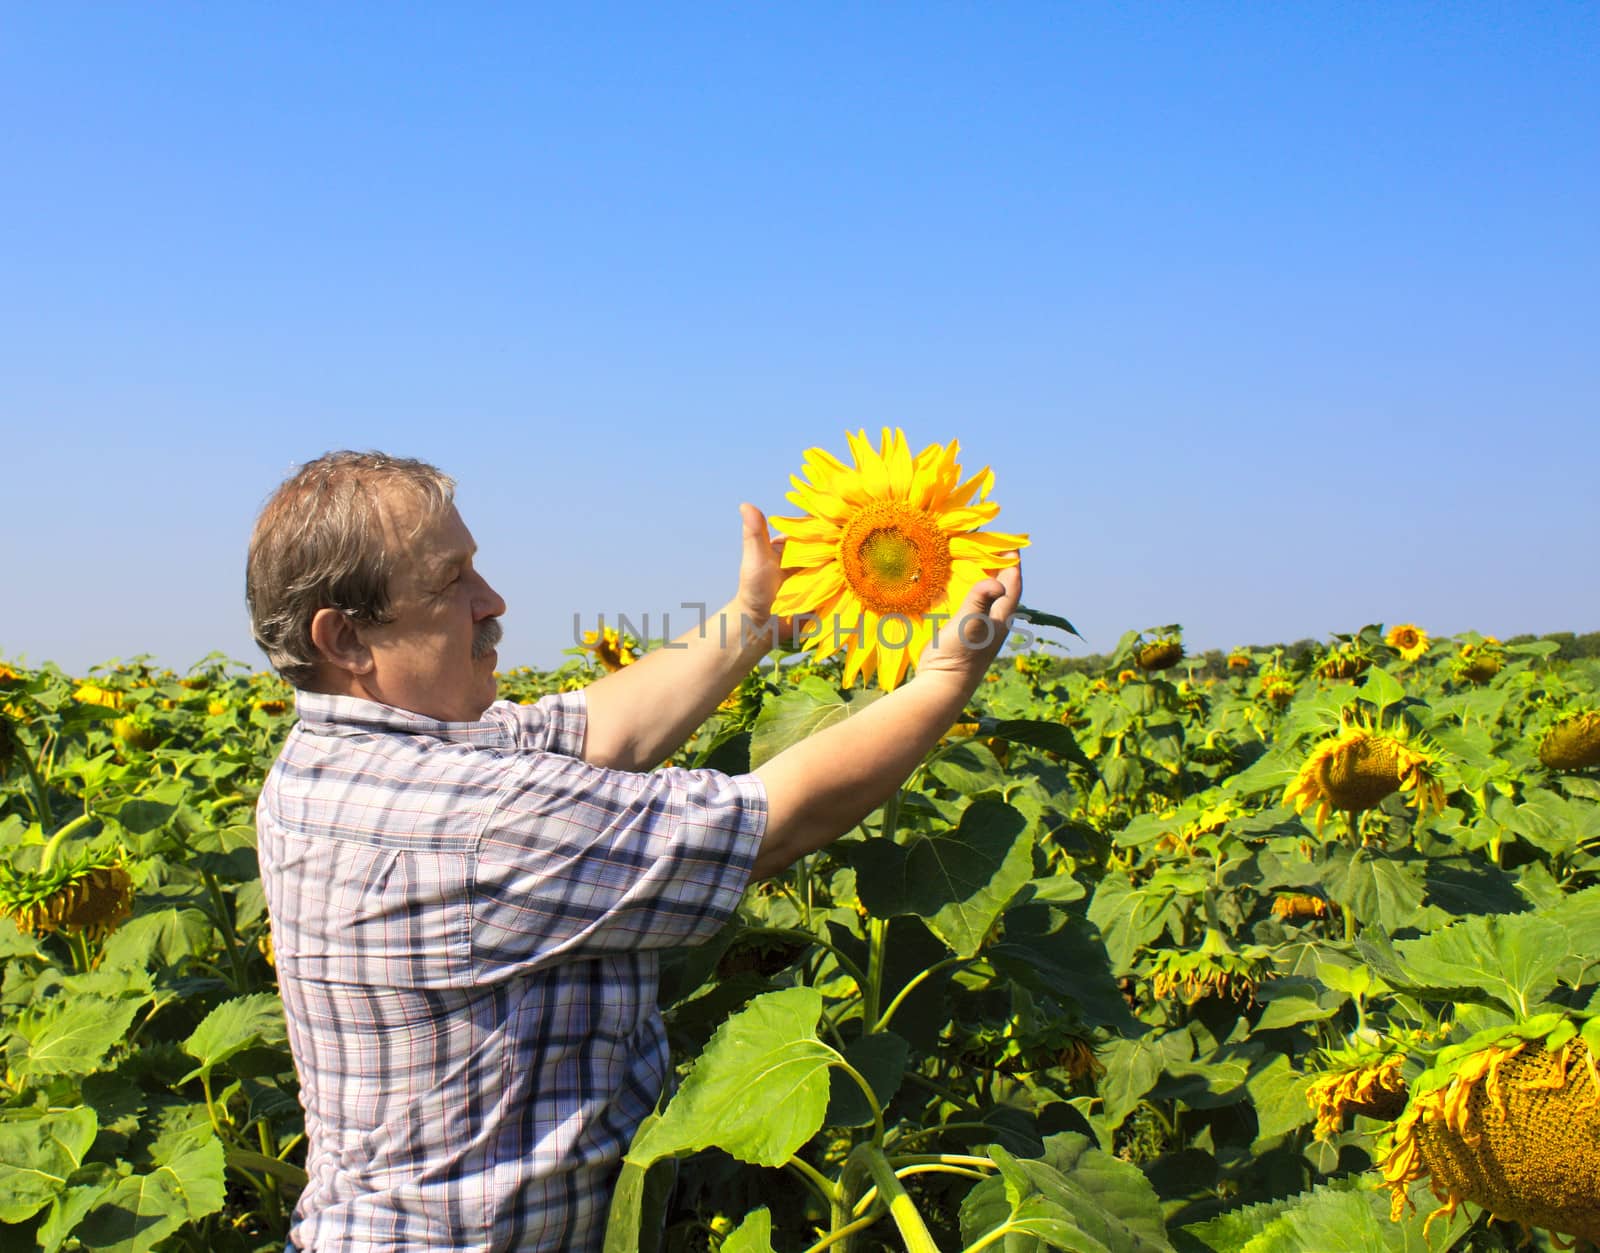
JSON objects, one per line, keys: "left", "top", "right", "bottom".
{"left": 2, "top": 4, "right": 1595, "bottom": 675}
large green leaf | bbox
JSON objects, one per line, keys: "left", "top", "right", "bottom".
{"left": 1361, "top": 910, "right": 1570, "bottom": 1016}
{"left": 0, "top": 1108, "right": 98, "bottom": 1222}
{"left": 748, "top": 679, "right": 879, "bottom": 768}
{"left": 180, "top": 992, "right": 288, "bottom": 1082}
{"left": 627, "top": 986, "right": 839, "bottom": 1168}
{"left": 12, "top": 996, "right": 142, "bottom": 1078}
{"left": 824, "top": 1030, "right": 909, "bottom": 1128}
{"left": 853, "top": 798, "right": 1032, "bottom": 957}
{"left": 99, "top": 907, "right": 213, "bottom": 971}
{"left": 988, "top": 907, "right": 1140, "bottom": 1033}
{"left": 959, "top": 1134, "right": 1173, "bottom": 1253}
{"left": 981, "top": 717, "right": 1095, "bottom": 773}
{"left": 1322, "top": 846, "right": 1424, "bottom": 934}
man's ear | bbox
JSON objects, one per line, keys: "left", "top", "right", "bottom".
{"left": 309, "top": 608, "right": 375, "bottom": 677}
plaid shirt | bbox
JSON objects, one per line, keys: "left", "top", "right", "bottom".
{"left": 257, "top": 689, "right": 765, "bottom": 1252}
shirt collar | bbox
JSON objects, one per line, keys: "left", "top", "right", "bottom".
{"left": 292, "top": 689, "right": 515, "bottom": 746}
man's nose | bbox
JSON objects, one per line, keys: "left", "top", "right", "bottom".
{"left": 474, "top": 576, "right": 507, "bottom": 620}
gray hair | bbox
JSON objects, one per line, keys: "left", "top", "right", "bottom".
{"left": 246, "top": 451, "right": 455, "bottom": 688}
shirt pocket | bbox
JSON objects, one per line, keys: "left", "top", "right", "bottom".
{"left": 274, "top": 834, "right": 473, "bottom": 988}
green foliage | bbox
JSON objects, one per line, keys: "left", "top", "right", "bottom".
{"left": 3, "top": 629, "right": 1599, "bottom": 1251}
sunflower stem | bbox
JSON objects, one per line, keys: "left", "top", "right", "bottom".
{"left": 19, "top": 744, "right": 53, "bottom": 828}
{"left": 861, "top": 787, "right": 902, "bottom": 1031}
{"left": 38, "top": 812, "right": 96, "bottom": 875}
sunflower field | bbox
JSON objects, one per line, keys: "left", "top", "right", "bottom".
{"left": 2, "top": 622, "right": 1599, "bottom": 1253}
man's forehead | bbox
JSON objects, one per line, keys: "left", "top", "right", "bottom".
{"left": 376, "top": 489, "right": 474, "bottom": 566}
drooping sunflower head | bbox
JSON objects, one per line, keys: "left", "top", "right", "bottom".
{"left": 1385, "top": 623, "right": 1430, "bottom": 664}
{"left": 1258, "top": 672, "right": 1297, "bottom": 710}
{"left": 1148, "top": 928, "right": 1273, "bottom": 1006}
{"left": 0, "top": 663, "right": 24, "bottom": 689}
{"left": 1133, "top": 628, "right": 1184, "bottom": 672}
{"left": 1307, "top": 1050, "right": 1408, "bottom": 1139}
{"left": 1284, "top": 715, "right": 1447, "bottom": 836}
{"left": 1538, "top": 710, "right": 1600, "bottom": 772}
{"left": 1315, "top": 640, "right": 1374, "bottom": 682}
{"left": 72, "top": 682, "right": 124, "bottom": 710}
{"left": 1226, "top": 650, "right": 1253, "bottom": 672}
{"left": 0, "top": 853, "right": 136, "bottom": 943}
{"left": 1384, "top": 1035, "right": 1600, "bottom": 1243}
{"left": 770, "top": 429, "right": 1028, "bottom": 692}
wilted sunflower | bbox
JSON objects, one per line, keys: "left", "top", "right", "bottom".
{"left": 0, "top": 854, "right": 135, "bottom": 943}
{"left": 1307, "top": 1051, "right": 1408, "bottom": 1139}
{"left": 0, "top": 663, "right": 23, "bottom": 688}
{"left": 1284, "top": 716, "right": 1447, "bottom": 836}
{"left": 1272, "top": 893, "right": 1332, "bottom": 922}
{"left": 1258, "top": 673, "right": 1296, "bottom": 710}
{"left": 1149, "top": 928, "right": 1272, "bottom": 1006}
{"left": 1315, "top": 643, "right": 1373, "bottom": 682}
{"left": 111, "top": 716, "right": 159, "bottom": 751}
{"left": 1134, "top": 636, "right": 1184, "bottom": 672}
{"left": 1450, "top": 641, "right": 1503, "bottom": 684}
{"left": 1226, "top": 650, "right": 1253, "bottom": 673}
{"left": 1539, "top": 711, "right": 1600, "bottom": 771}
{"left": 1384, "top": 1037, "right": 1600, "bottom": 1243}
{"left": 1385, "top": 624, "right": 1430, "bottom": 663}
{"left": 252, "top": 697, "right": 289, "bottom": 716}
{"left": 770, "top": 428, "right": 1028, "bottom": 692}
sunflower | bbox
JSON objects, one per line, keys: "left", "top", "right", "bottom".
{"left": 1539, "top": 711, "right": 1600, "bottom": 771}
{"left": 1284, "top": 716, "right": 1447, "bottom": 836}
{"left": 72, "top": 682, "right": 123, "bottom": 710}
{"left": 583, "top": 626, "right": 639, "bottom": 674}
{"left": 1384, "top": 623, "right": 1429, "bottom": 663}
{"left": 1258, "top": 673, "right": 1297, "bottom": 710}
{"left": 0, "top": 663, "right": 23, "bottom": 688}
{"left": 1149, "top": 928, "right": 1272, "bottom": 1006}
{"left": 1226, "top": 650, "right": 1253, "bottom": 672}
{"left": 111, "top": 716, "right": 159, "bottom": 752}
{"left": 1384, "top": 1037, "right": 1600, "bottom": 1243}
{"left": 1272, "top": 893, "right": 1332, "bottom": 922}
{"left": 1452, "top": 644, "right": 1503, "bottom": 684}
{"left": 1307, "top": 1052, "right": 1408, "bottom": 1139}
{"left": 1134, "top": 635, "right": 1184, "bottom": 672}
{"left": 1315, "top": 642, "right": 1373, "bottom": 682}
{"left": 0, "top": 854, "right": 135, "bottom": 943}
{"left": 770, "top": 429, "right": 1028, "bottom": 691}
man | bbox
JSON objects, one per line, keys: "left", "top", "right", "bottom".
{"left": 248, "top": 450, "right": 1020, "bottom": 1252}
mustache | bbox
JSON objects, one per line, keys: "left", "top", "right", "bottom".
{"left": 473, "top": 617, "right": 503, "bottom": 660}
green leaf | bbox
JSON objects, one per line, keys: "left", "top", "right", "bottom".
{"left": 0, "top": 1108, "right": 98, "bottom": 1222}
{"left": 1323, "top": 846, "right": 1424, "bottom": 934}
{"left": 749, "top": 680, "right": 879, "bottom": 768}
{"left": 180, "top": 992, "right": 287, "bottom": 1082}
{"left": 853, "top": 798, "right": 1033, "bottom": 958}
{"left": 960, "top": 1133, "right": 1173, "bottom": 1252}
{"left": 1097, "top": 1035, "right": 1186, "bottom": 1133}
{"left": 73, "top": 1171, "right": 188, "bottom": 1253}
{"left": 1380, "top": 911, "right": 1569, "bottom": 1016}
{"left": 99, "top": 907, "right": 213, "bottom": 971}
{"left": 981, "top": 717, "right": 1095, "bottom": 773}
{"left": 988, "top": 908, "right": 1140, "bottom": 1033}
{"left": 1014, "top": 605, "right": 1081, "bottom": 638}
{"left": 37, "top": 1171, "right": 116, "bottom": 1253}
{"left": 723, "top": 1208, "right": 777, "bottom": 1253}
{"left": 1355, "top": 667, "right": 1405, "bottom": 716}
{"left": 13, "top": 996, "right": 142, "bottom": 1078}
{"left": 825, "top": 1030, "right": 909, "bottom": 1128}
{"left": 1245, "top": 1054, "right": 1316, "bottom": 1147}
{"left": 602, "top": 1113, "right": 676, "bottom": 1253}
{"left": 149, "top": 1125, "right": 226, "bottom": 1220}
{"left": 1087, "top": 874, "right": 1183, "bottom": 975}
{"left": 627, "top": 986, "right": 839, "bottom": 1168}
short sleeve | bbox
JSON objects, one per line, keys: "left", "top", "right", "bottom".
{"left": 470, "top": 755, "right": 765, "bottom": 978}
{"left": 488, "top": 690, "right": 588, "bottom": 758}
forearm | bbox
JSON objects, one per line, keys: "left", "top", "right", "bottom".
{"left": 581, "top": 598, "right": 773, "bottom": 771}
{"left": 750, "top": 670, "right": 973, "bottom": 878}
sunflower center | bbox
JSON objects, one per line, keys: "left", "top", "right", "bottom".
{"left": 838, "top": 501, "right": 951, "bottom": 616}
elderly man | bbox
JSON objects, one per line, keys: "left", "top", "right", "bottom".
{"left": 247, "top": 450, "right": 1019, "bottom": 1253}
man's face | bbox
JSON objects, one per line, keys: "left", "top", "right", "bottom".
{"left": 357, "top": 493, "right": 506, "bottom": 722}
